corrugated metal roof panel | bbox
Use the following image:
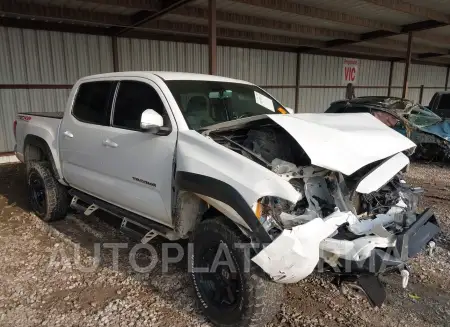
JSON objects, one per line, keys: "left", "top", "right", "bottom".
{"left": 387, "top": 34, "right": 450, "bottom": 50}
{"left": 407, "top": 0, "right": 450, "bottom": 14}
{"left": 291, "top": 0, "right": 421, "bottom": 25}
{"left": 164, "top": 14, "right": 334, "bottom": 41}
{"left": 195, "top": 0, "right": 373, "bottom": 33}
{"left": 19, "top": 0, "right": 138, "bottom": 15}
{"left": 422, "top": 25, "right": 450, "bottom": 37}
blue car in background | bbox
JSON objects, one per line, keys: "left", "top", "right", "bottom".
{"left": 326, "top": 96, "right": 450, "bottom": 161}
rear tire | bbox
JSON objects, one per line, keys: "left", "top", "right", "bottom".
{"left": 191, "top": 217, "right": 283, "bottom": 327}
{"left": 27, "top": 161, "right": 68, "bottom": 221}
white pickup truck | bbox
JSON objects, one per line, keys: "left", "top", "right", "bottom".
{"left": 14, "top": 72, "right": 439, "bottom": 327}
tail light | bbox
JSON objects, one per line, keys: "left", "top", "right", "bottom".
{"left": 13, "top": 120, "right": 17, "bottom": 139}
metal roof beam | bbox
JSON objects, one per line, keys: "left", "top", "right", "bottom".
{"left": 417, "top": 51, "right": 450, "bottom": 59}
{"left": 171, "top": 6, "right": 360, "bottom": 40}
{"left": 141, "top": 20, "right": 325, "bottom": 47}
{"left": 0, "top": 16, "right": 112, "bottom": 35}
{"left": 332, "top": 44, "right": 407, "bottom": 58}
{"left": 0, "top": 0, "right": 130, "bottom": 26}
{"left": 414, "top": 30, "right": 450, "bottom": 44}
{"left": 230, "top": 0, "right": 401, "bottom": 32}
{"left": 325, "top": 20, "right": 448, "bottom": 49}
{"left": 74, "top": 0, "right": 160, "bottom": 11}
{"left": 114, "top": 0, "right": 195, "bottom": 35}
{"left": 364, "top": 38, "right": 448, "bottom": 54}
{"left": 361, "top": 0, "right": 450, "bottom": 24}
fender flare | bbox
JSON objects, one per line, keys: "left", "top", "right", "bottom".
{"left": 175, "top": 171, "right": 272, "bottom": 244}
{"left": 24, "top": 134, "right": 61, "bottom": 180}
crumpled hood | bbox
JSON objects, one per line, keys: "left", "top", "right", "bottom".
{"left": 205, "top": 113, "right": 416, "bottom": 175}
{"left": 420, "top": 120, "right": 450, "bottom": 142}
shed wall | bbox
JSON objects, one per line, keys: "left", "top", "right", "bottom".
{"left": 0, "top": 27, "right": 448, "bottom": 152}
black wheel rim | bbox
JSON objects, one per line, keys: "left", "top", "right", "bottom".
{"left": 197, "top": 243, "right": 242, "bottom": 311}
{"left": 30, "top": 173, "right": 46, "bottom": 216}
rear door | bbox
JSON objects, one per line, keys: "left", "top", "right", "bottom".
{"left": 59, "top": 80, "right": 117, "bottom": 198}
{"left": 98, "top": 79, "right": 177, "bottom": 227}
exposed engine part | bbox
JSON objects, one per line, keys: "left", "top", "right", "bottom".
{"left": 243, "top": 129, "right": 295, "bottom": 163}
{"left": 213, "top": 134, "right": 272, "bottom": 168}
{"left": 304, "top": 176, "right": 335, "bottom": 217}
{"left": 222, "top": 127, "right": 425, "bottom": 240}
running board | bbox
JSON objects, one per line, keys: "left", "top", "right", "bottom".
{"left": 68, "top": 189, "right": 179, "bottom": 242}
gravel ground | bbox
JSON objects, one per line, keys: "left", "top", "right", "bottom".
{"left": 0, "top": 162, "right": 449, "bottom": 327}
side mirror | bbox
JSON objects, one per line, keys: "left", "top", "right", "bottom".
{"left": 285, "top": 107, "right": 294, "bottom": 114}
{"left": 141, "top": 109, "right": 163, "bottom": 133}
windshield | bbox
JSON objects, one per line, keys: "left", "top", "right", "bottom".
{"left": 165, "top": 80, "right": 285, "bottom": 129}
{"left": 406, "top": 105, "right": 442, "bottom": 128}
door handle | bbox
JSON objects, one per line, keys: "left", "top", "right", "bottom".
{"left": 63, "top": 131, "right": 74, "bottom": 138}
{"left": 102, "top": 139, "right": 118, "bottom": 148}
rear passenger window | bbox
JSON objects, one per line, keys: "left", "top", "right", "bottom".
{"left": 112, "top": 81, "right": 169, "bottom": 130}
{"left": 72, "top": 81, "right": 114, "bottom": 125}
{"left": 437, "top": 94, "right": 450, "bottom": 110}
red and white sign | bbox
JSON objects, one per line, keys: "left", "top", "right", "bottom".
{"left": 343, "top": 58, "right": 359, "bottom": 84}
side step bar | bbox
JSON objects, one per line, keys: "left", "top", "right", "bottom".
{"left": 68, "top": 189, "right": 178, "bottom": 242}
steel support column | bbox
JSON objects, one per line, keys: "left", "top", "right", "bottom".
{"left": 419, "top": 85, "right": 424, "bottom": 103}
{"left": 402, "top": 32, "right": 413, "bottom": 98}
{"left": 294, "top": 51, "right": 301, "bottom": 113}
{"left": 387, "top": 61, "right": 394, "bottom": 97}
{"left": 445, "top": 66, "right": 450, "bottom": 91}
{"left": 208, "top": 0, "right": 217, "bottom": 75}
{"left": 112, "top": 36, "right": 119, "bottom": 72}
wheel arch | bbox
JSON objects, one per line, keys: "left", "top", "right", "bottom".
{"left": 24, "top": 134, "right": 62, "bottom": 182}
{"left": 175, "top": 171, "right": 272, "bottom": 244}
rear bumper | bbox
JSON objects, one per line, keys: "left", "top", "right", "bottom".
{"left": 14, "top": 145, "right": 24, "bottom": 163}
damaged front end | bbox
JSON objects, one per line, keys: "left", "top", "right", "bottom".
{"left": 203, "top": 114, "right": 440, "bottom": 307}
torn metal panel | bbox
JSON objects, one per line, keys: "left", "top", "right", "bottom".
{"left": 356, "top": 152, "right": 409, "bottom": 194}
{"left": 252, "top": 213, "right": 350, "bottom": 284}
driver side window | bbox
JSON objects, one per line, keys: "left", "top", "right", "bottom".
{"left": 112, "top": 81, "right": 170, "bottom": 131}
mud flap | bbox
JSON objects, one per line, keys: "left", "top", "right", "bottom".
{"left": 358, "top": 275, "right": 386, "bottom": 307}
{"left": 336, "top": 275, "right": 386, "bottom": 307}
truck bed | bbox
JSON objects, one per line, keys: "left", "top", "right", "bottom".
{"left": 19, "top": 112, "right": 64, "bottom": 119}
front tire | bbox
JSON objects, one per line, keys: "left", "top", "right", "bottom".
{"left": 191, "top": 217, "right": 283, "bottom": 327}
{"left": 27, "top": 161, "right": 68, "bottom": 221}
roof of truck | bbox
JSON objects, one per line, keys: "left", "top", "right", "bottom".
{"left": 81, "top": 71, "right": 252, "bottom": 85}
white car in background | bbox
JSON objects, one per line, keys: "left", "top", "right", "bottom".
{"left": 14, "top": 72, "right": 439, "bottom": 327}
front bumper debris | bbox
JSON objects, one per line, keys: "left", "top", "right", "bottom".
{"left": 252, "top": 208, "right": 440, "bottom": 305}
{"left": 336, "top": 208, "right": 440, "bottom": 274}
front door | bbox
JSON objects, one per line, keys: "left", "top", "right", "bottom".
{"left": 99, "top": 79, "right": 177, "bottom": 227}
